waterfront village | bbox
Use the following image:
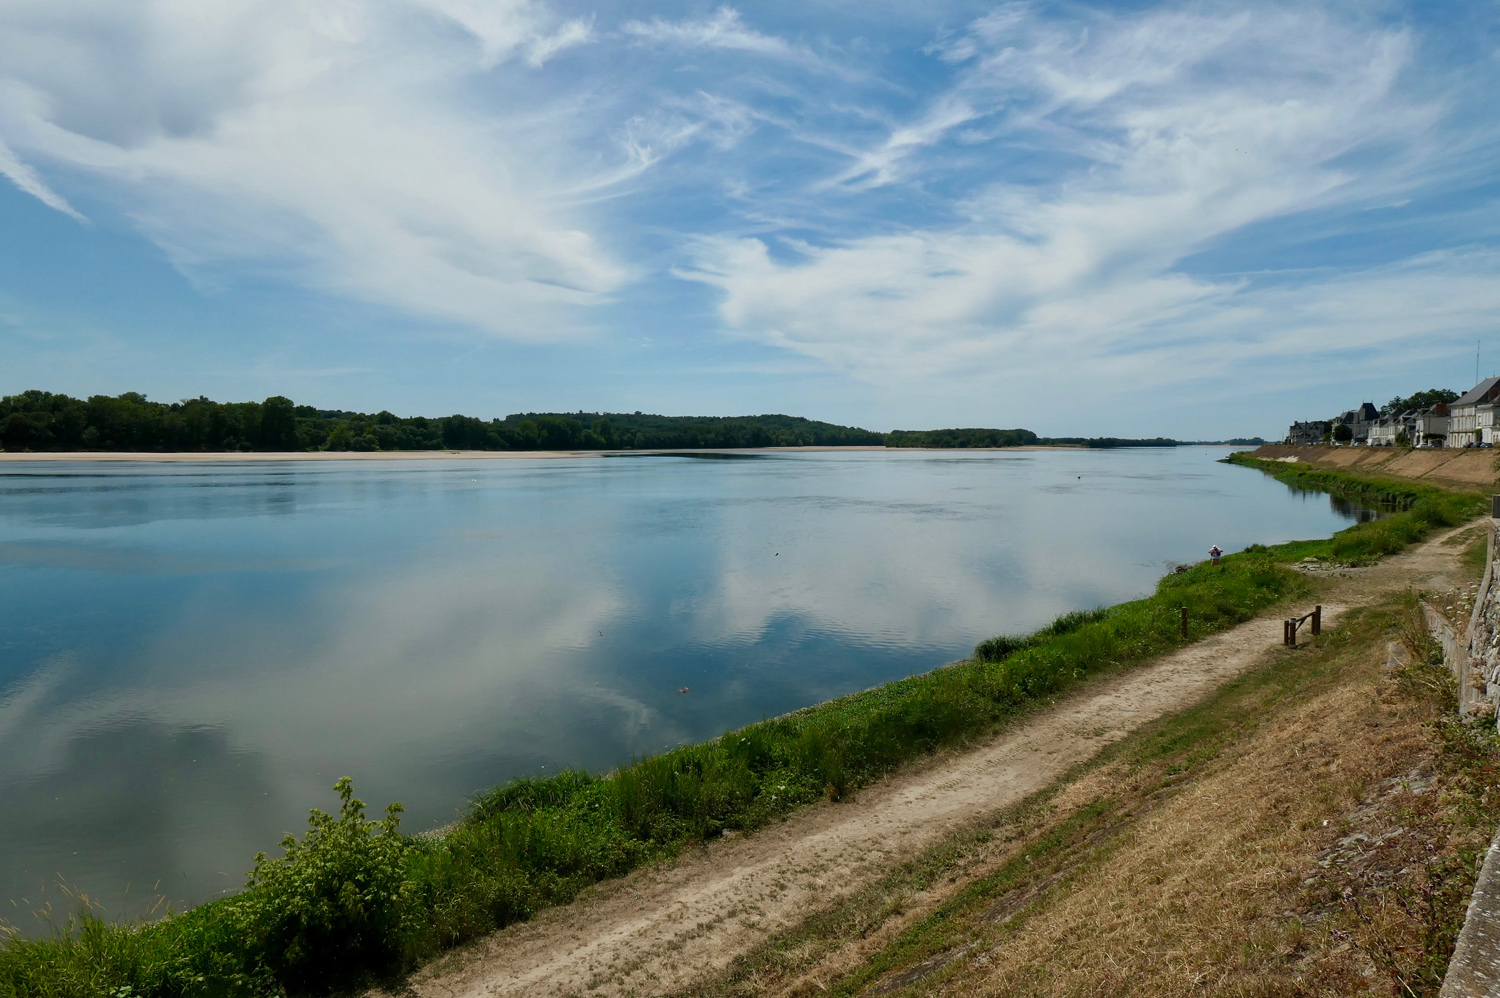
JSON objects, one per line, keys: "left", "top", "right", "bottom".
{"left": 1286, "top": 375, "right": 1500, "bottom": 448}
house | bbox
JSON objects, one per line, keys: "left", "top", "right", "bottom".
{"left": 1446, "top": 376, "right": 1500, "bottom": 447}
{"left": 1412, "top": 403, "right": 1450, "bottom": 448}
{"left": 1286, "top": 420, "right": 1330, "bottom": 445}
{"left": 1481, "top": 404, "right": 1500, "bottom": 445}
{"left": 1330, "top": 402, "right": 1379, "bottom": 444}
{"left": 1367, "top": 412, "right": 1412, "bottom": 447}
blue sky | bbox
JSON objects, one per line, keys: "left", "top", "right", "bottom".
{"left": 1, "top": 0, "right": 1498, "bottom": 438}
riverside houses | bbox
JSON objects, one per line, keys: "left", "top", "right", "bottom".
{"left": 1413, "top": 403, "right": 1451, "bottom": 448}
{"left": 1285, "top": 390, "right": 1486, "bottom": 449}
{"left": 1333, "top": 403, "right": 1379, "bottom": 444}
{"left": 1368, "top": 412, "right": 1412, "bottom": 447}
{"left": 1287, "top": 420, "right": 1331, "bottom": 445}
{"left": 1446, "top": 376, "right": 1500, "bottom": 447}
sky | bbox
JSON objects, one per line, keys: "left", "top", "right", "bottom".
{"left": 1, "top": 0, "right": 1498, "bottom": 438}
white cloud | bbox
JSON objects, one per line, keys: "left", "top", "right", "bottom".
{"left": 0, "top": 0, "right": 626, "bottom": 339}
{"left": 622, "top": 6, "right": 800, "bottom": 60}
{"left": 681, "top": 5, "right": 1472, "bottom": 396}
{"left": 0, "top": 135, "right": 83, "bottom": 220}
{"left": 526, "top": 17, "right": 595, "bottom": 67}
{"left": 824, "top": 95, "right": 979, "bottom": 190}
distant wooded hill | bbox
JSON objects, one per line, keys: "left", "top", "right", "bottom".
{"left": 0, "top": 391, "right": 881, "bottom": 452}
{"left": 0, "top": 391, "right": 1256, "bottom": 453}
{"left": 885, "top": 428, "right": 1038, "bottom": 448}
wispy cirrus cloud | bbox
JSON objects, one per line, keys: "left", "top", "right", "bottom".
{"left": 0, "top": 135, "right": 83, "bottom": 221}
{"left": 414, "top": 0, "right": 594, "bottom": 67}
{"left": 620, "top": 6, "right": 800, "bottom": 59}
{"left": 679, "top": 3, "right": 1491, "bottom": 406}
{"left": 0, "top": 0, "right": 625, "bottom": 340}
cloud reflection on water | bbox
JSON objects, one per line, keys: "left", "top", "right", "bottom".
{"left": 0, "top": 451, "right": 1363, "bottom": 920}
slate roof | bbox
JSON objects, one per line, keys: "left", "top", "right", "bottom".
{"left": 1455, "top": 376, "right": 1500, "bottom": 407}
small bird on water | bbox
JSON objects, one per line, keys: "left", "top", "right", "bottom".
{"left": 678, "top": 687, "right": 690, "bottom": 694}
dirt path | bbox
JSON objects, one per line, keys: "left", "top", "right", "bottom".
{"left": 396, "top": 526, "right": 1479, "bottom": 998}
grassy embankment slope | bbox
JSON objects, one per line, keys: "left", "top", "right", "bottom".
{"left": 682, "top": 466, "right": 1499, "bottom": 998}
{"left": 0, "top": 461, "right": 1484, "bottom": 998}
{"left": 687, "top": 589, "right": 1499, "bottom": 998}
{"left": 1249, "top": 443, "right": 1499, "bottom": 491}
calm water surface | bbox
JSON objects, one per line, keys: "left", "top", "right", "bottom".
{"left": 1, "top": 448, "right": 1355, "bottom": 920}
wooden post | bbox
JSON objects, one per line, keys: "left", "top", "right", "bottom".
{"left": 1312, "top": 605, "right": 1321, "bottom": 636}
{"left": 1180, "top": 606, "right": 1189, "bottom": 638}
{"left": 1284, "top": 619, "right": 1295, "bottom": 647}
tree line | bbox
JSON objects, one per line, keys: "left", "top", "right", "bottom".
{"left": 0, "top": 390, "right": 1220, "bottom": 453}
{"left": 0, "top": 391, "right": 885, "bottom": 452}
{"left": 1381, "top": 388, "right": 1458, "bottom": 415}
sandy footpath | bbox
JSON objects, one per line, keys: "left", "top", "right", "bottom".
{"left": 390, "top": 527, "right": 1473, "bottom": 998}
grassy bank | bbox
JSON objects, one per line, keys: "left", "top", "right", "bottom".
{"left": 690, "top": 591, "right": 1500, "bottom": 998}
{"left": 0, "top": 461, "right": 1482, "bottom": 997}
{"left": 1225, "top": 453, "right": 1486, "bottom": 563}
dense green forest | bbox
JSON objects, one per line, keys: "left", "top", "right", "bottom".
{"left": 0, "top": 391, "right": 1247, "bottom": 453}
{"left": 885, "top": 427, "right": 1038, "bottom": 448}
{"left": 1041, "top": 436, "right": 1182, "bottom": 448}
{"left": 0, "top": 391, "right": 883, "bottom": 452}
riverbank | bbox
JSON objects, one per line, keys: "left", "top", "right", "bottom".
{"left": 399, "top": 522, "right": 1493, "bottom": 997}
{"left": 0, "top": 458, "right": 1474, "bottom": 997}
{"left": 671, "top": 543, "right": 1496, "bottom": 998}
{"left": 1249, "top": 443, "right": 1498, "bottom": 490}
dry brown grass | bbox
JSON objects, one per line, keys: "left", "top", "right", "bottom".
{"left": 936, "top": 640, "right": 1419, "bottom": 997}
{"left": 683, "top": 593, "right": 1500, "bottom": 998}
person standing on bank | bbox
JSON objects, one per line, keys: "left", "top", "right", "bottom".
{"left": 1209, "top": 544, "right": 1223, "bottom": 568}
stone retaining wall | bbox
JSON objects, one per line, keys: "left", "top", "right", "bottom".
{"left": 1459, "top": 525, "right": 1499, "bottom": 721}
{"left": 1439, "top": 521, "right": 1500, "bottom": 996}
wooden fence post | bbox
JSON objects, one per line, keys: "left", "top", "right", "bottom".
{"left": 1312, "top": 605, "right": 1321, "bottom": 636}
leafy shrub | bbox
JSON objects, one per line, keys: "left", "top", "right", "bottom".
{"left": 239, "top": 778, "right": 416, "bottom": 991}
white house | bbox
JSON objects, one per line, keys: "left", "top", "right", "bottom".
{"left": 1480, "top": 403, "right": 1500, "bottom": 445}
{"left": 1446, "top": 377, "right": 1500, "bottom": 447}
{"left": 1413, "top": 404, "right": 1451, "bottom": 448}
{"left": 1368, "top": 413, "right": 1411, "bottom": 447}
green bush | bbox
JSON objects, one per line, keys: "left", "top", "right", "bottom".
{"left": 240, "top": 778, "right": 415, "bottom": 990}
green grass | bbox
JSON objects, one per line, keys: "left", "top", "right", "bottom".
{"left": 0, "top": 458, "right": 1482, "bottom": 998}
{"left": 1224, "top": 453, "right": 1486, "bottom": 563}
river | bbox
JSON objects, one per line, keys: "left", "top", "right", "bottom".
{"left": 0, "top": 447, "right": 1355, "bottom": 921}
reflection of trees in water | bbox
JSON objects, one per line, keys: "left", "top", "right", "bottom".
{"left": 1329, "top": 494, "right": 1384, "bottom": 523}
{"left": 1281, "top": 484, "right": 1386, "bottom": 524}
